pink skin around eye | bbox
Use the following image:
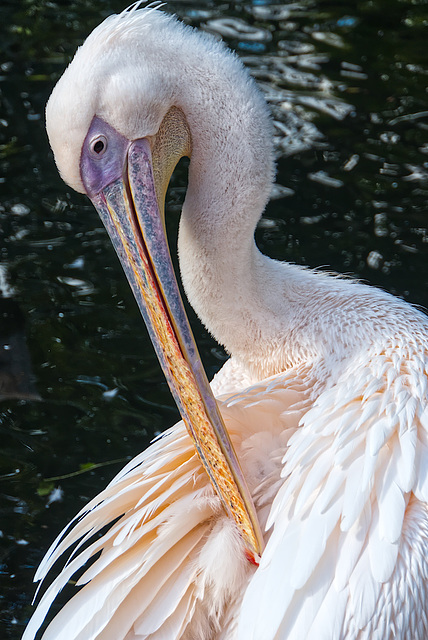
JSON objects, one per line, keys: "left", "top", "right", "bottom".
{"left": 80, "top": 116, "right": 130, "bottom": 198}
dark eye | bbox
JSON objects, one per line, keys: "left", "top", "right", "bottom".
{"left": 93, "top": 140, "right": 104, "bottom": 153}
{"left": 90, "top": 134, "right": 107, "bottom": 156}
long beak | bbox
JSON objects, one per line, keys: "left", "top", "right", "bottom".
{"left": 89, "top": 137, "right": 264, "bottom": 563}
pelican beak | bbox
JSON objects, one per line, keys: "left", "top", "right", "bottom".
{"left": 80, "top": 111, "right": 264, "bottom": 563}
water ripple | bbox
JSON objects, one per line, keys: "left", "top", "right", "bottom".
{"left": 205, "top": 17, "right": 272, "bottom": 42}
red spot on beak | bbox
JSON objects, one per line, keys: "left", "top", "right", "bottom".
{"left": 245, "top": 549, "right": 260, "bottom": 567}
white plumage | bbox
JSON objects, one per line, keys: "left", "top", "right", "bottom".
{"left": 24, "top": 5, "right": 428, "bottom": 640}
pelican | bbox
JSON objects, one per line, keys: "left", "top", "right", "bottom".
{"left": 25, "top": 4, "right": 428, "bottom": 640}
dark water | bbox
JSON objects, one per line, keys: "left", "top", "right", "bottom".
{"left": 0, "top": 0, "right": 427, "bottom": 636}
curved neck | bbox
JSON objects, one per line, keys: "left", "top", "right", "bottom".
{"left": 174, "top": 57, "right": 291, "bottom": 377}
{"left": 172, "top": 55, "right": 414, "bottom": 381}
{"left": 168, "top": 31, "right": 390, "bottom": 381}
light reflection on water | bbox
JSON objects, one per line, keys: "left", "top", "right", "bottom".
{"left": 0, "top": 1, "right": 427, "bottom": 636}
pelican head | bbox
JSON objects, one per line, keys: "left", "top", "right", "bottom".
{"left": 46, "top": 8, "right": 190, "bottom": 194}
{"left": 45, "top": 5, "right": 274, "bottom": 562}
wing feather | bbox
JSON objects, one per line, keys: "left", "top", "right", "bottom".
{"left": 240, "top": 345, "right": 428, "bottom": 640}
{"left": 26, "top": 344, "right": 428, "bottom": 640}
{"left": 24, "top": 422, "right": 214, "bottom": 640}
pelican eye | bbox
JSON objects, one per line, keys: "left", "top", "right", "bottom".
{"left": 90, "top": 135, "right": 107, "bottom": 156}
